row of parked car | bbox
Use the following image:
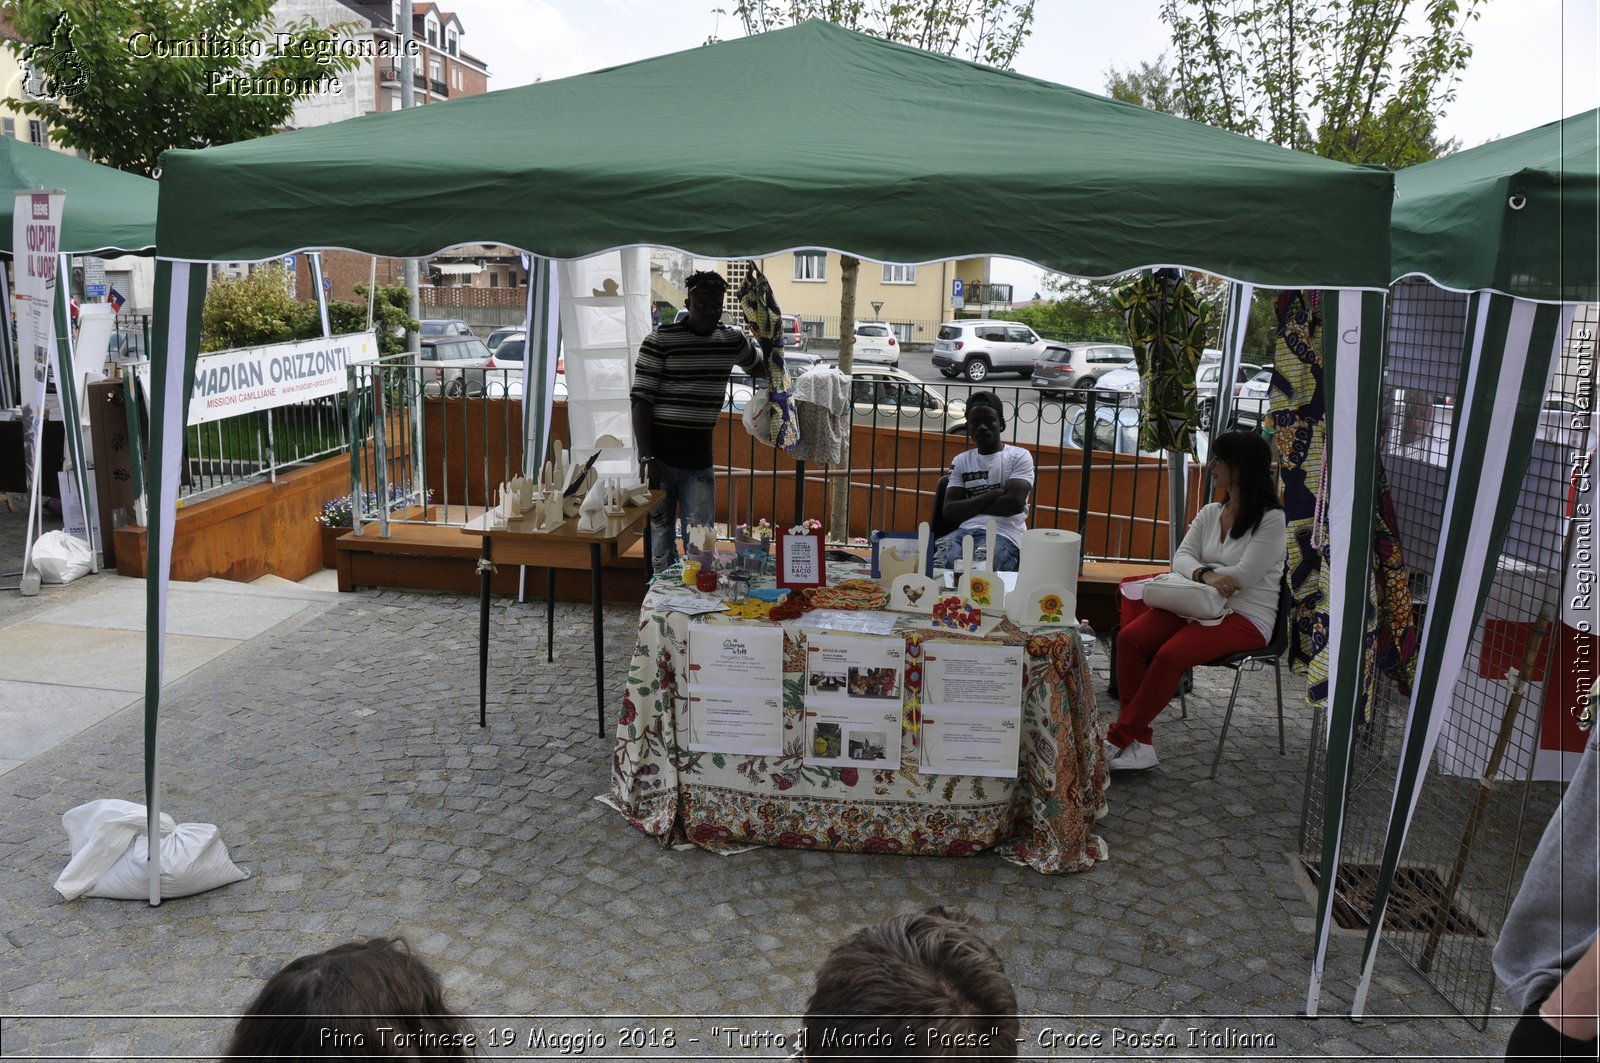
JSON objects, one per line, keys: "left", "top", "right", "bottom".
{"left": 931, "top": 318, "right": 1268, "bottom": 428}
{"left": 412, "top": 318, "right": 963, "bottom": 430}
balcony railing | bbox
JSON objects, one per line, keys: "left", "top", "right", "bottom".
{"left": 965, "top": 282, "right": 1012, "bottom": 306}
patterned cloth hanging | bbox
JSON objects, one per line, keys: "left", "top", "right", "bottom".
{"left": 737, "top": 261, "right": 800, "bottom": 450}
{"left": 1112, "top": 271, "right": 1210, "bottom": 455}
{"left": 1267, "top": 291, "right": 1418, "bottom": 718}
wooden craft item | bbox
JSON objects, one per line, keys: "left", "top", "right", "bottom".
{"left": 888, "top": 522, "right": 939, "bottom": 613}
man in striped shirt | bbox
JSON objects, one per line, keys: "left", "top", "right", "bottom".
{"left": 631, "top": 270, "right": 773, "bottom": 574}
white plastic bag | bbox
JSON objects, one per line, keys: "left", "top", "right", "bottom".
{"left": 742, "top": 385, "right": 774, "bottom": 443}
{"left": 54, "top": 799, "right": 249, "bottom": 901}
{"left": 32, "top": 530, "right": 93, "bottom": 584}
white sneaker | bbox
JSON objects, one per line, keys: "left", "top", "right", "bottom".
{"left": 1108, "top": 740, "right": 1159, "bottom": 772}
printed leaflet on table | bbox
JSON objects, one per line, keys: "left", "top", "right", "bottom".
{"left": 803, "top": 633, "right": 903, "bottom": 768}
{"left": 686, "top": 624, "right": 785, "bottom": 755}
{"left": 920, "top": 640, "right": 1024, "bottom": 778}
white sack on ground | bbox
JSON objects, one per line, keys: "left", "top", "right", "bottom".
{"left": 54, "top": 799, "right": 249, "bottom": 901}
{"left": 32, "top": 530, "right": 93, "bottom": 583}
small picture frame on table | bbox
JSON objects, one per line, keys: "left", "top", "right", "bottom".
{"left": 777, "top": 527, "right": 826, "bottom": 591}
{"left": 871, "top": 531, "right": 934, "bottom": 580}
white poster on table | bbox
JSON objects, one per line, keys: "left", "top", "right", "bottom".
{"left": 803, "top": 634, "right": 904, "bottom": 767}
{"left": 922, "top": 640, "right": 1024, "bottom": 710}
{"left": 686, "top": 624, "right": 785, "bottom": 755}
{"left": 919, "top": 640, "right": 1023, "bottom": 778}
{"left": 921, "top": 707, "right": 1022, "bottom": 778}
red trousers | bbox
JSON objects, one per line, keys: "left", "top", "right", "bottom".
{"left": 1108, "top": 608, "right": 1266, "bottom": 749}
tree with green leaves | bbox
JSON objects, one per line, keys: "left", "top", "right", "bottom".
{"left": 721, "top": 0, "right": 1036, "bottom": 67}
{"left": 719, "top": 0, "right": 1036, "bottom": 538}
{"left": 1104, "top": 59, "right": 1179, "bottom": 117}
{"left": 202, "top": 266, "right": 415, "bottom": 356}
{"left": 1156, "top": 0, "right": 1484, "bottom": 168}
{"left": 5, "top": 0, "right": 362, "bottom": 175}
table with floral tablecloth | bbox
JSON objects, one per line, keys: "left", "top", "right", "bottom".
{"left": 608, "top": 575, "right": 1110, "bottom": 874}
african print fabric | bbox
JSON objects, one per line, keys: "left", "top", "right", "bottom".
{"left": 736, "top": 261, "right": 800, "bottom": 450}
{"left": 1267, "top": 292, "right": 1417, "bottom": 716}
{"left": 1112, "top": 272, "right": 1211, "bottom": 455}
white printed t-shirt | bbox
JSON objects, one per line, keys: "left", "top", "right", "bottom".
{"left": 949, "top": 444, "right": 1035, "bottom": 548}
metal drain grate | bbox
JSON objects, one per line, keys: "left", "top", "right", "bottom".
{"left": 1302, "top": 860, "right": 1489, "bottom": 937}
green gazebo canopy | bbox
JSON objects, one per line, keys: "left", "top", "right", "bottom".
{"left": 1392, "top": 108, "right": 1598, "bottom": 303}
{"left": 155, "top": 20, "right": 1393, "bottom": 289}
{"left": 0, "top": 138, "right": 157, "bottom": 255}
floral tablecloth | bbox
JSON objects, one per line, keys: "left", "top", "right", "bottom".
{"left": 609, "top": 587, "right": 1110, "bottom": 874}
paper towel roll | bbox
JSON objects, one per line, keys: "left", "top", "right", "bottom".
{"left": 1009, "top": 529, "right": 1082, "bottom": 622}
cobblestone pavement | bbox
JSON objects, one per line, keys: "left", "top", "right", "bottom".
{"left": 0, "top": 517, "right": 1512, "bottom": 1059}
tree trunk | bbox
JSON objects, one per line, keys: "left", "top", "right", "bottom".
{"left": 830, "top": 256, "right": 859, "bottom": 543}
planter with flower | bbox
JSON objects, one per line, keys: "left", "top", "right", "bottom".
{"left": 317, "top": 487, "right": 432, "bottom": 567}
{"left": 734, "top": 518, "right": 775, "bottom": 572}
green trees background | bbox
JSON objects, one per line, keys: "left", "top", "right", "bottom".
{"left": 4, "top": 0, "right": 361, "bottom": 176}
{"left": 200, "top": 266, "right": 416, "bottom": 356}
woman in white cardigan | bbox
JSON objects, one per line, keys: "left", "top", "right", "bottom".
{"left": 1106, "top": 430, "right": 1287, "bottom": 772}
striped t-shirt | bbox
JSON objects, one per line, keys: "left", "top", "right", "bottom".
{"left": 630, "top": 322, "right": 762, "bottom": 469}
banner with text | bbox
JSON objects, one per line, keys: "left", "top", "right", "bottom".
{"left": 14, "top": 190, "right": 64, "bottom": 477}
{"left": 188, "top": 331, "right": 378, "bottom": 426}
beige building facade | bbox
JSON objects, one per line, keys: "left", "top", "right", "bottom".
{"left": 730, "top": 252, "right": 1012, "bottom": 345}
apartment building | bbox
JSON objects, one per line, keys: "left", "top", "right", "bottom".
{"left": 0, "top": 12, "right": 69, "bottom": 154}
{"left": 728, "top": 252, "right": 1011, "bottom": 345}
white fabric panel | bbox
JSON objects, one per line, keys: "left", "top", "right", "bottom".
{"left": 565, "top": 398, "right": 633, "bottom": 450}
{"left": 558, "top": 250, "right": 647, "bottom": 456}
{"left": 570, "top": 300, "right": 628, "bottom": 348}
{"left": 564, "top": 346, "right": 633, "bottom": 398}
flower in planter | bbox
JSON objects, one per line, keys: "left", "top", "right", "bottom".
{"left": 735, "top": 518, "right": 775, "bottom": 541}
{"left": 319, "top": 486, "right": 432, "bottom": 528}
{"left": 319, "top": 494, "right": 357, "bottom": 529}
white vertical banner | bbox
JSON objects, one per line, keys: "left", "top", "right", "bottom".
{"left": 14, "top": 189, "right": 65, "bottom": 595}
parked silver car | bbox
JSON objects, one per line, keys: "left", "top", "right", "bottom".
{"left": 1060, "top": 401, "right": 1159, "bottom": 455}
{"left": 932, "top": 319, "right": 1050, "bottom": 382}
{"left": 1032, "top": 342, "right": 1135, "bottom": 394}
{"left": 421, "top": 318, "right": 475, "bottom": 338}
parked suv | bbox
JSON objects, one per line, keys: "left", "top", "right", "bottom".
{"left": 1032, "top": 342, "right": 1135, "bottom": 395}
{"left": 419, "top": 335, "right": 492, "bottom": 396}
{"left": 932, "top": 319, "right": 1049, "bottom": 382}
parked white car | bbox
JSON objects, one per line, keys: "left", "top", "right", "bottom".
{"left": 1234, "top": 369, "right": 1273, "bottom": 428}
{"left": 850, "top": 321, "right": 900, "bottom": 367}
{"left": 481, "top": 336, "right": 566, "bottom": 401}
{"left": 847, "top": 365, "right": 966, "bottom": 431}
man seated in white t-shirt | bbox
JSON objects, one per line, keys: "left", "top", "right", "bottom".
{"left": 933, "top": 392, "right": 1034, "bottom": 572}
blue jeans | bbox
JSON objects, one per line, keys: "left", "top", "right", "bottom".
{"left": 648, "top": 461, "right": 715, "bottom": 574}
{"left": 933, "top": 526, "right": 1021, "bottom": 571}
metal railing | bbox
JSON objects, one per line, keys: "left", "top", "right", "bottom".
{"left": 343, "top": 356, "right": 1220, "bottom": 565}
{"left": 179, "top": 396, "right": 348, "bottom": 500}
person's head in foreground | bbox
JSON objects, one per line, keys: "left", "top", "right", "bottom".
{"left": 963, "top": 392, "right": 1006, "bottom": 455}
{"left": 801, "top": 906, "right": 1019, "bottom": 1060}
{"left": 221, "top": 937, "right": 475, "bottom": 1059}
{"left": 1209, "top": 428, "right": 1282, "bottom": 536}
